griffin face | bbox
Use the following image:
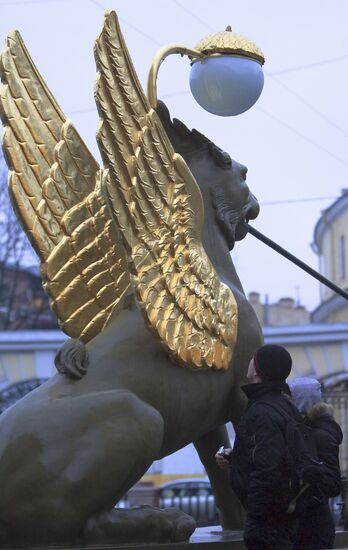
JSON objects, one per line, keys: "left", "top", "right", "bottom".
{"left": 155, "top": 101, "right": 260, "bottom": 252}
{"left": 212, "top": 159, "right": 260, "bottom": 250}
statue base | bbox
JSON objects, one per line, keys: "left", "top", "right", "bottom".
{"left": 1, "top": 528, "right": 245, "bottom": 549}
{"left": 80, "top": 527, "right": 245, "bottom": 549}
{"left": 3, "top": 528, "right": 348, "bottom": 549}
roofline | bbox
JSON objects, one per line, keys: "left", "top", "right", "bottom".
{"left": 263, "top": 322, "right": 348, "bottom": 344}
{"left": 313, "top": 192, "right": 348, "bottom": 254}
{"left": 310, "top": 292, "right": 348, "bottom": 323}
{"left": 0, "top": 330, "right": 67, "bottom": 351}
{"left": 0, "top": 324, "right": 347, "bottom": 352}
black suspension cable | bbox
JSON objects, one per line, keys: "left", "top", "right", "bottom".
{"left": 246, "top": 223, "right": 348, "bottom": 301}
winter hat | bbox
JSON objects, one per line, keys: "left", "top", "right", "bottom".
{"left": 254, "top": 344, "right": 292, "bottom": 382}
{"left": 289, "top": 377, "right": 322, "bottom": 413}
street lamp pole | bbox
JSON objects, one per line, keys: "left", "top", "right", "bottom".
{"left": 147, "top": 45, "right": 202, "bottom": 109}
{"left": 147, "top": 26, "right": 265, "bottom": 116}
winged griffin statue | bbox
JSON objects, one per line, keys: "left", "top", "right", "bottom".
{"left": 0, "top": 10, "right": 262, "bottom": 547}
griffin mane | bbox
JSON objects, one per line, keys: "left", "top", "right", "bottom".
{"left": 156, "top": 101, "right": 232, "bottom": 168}
{"left": 156, "top": 101, "right": 238, "bottom": 250}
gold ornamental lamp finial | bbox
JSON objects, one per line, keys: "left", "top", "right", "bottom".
{"left": 147, "top": 25, "right": 265, "bottom": 117}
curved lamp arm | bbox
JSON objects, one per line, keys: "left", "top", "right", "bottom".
{"left": 147, "top": 44, "right": 202, "bottom": 109}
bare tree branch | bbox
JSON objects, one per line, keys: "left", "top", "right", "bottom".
{"left": 0, "top": 149, "right": 57, "bottom": 330}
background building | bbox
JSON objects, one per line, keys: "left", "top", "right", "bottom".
{"left": 311, "top": 188, "right": 348, "bottom": 323}
{"left": 248, "top": 292, "right": 310, "bottom": 326}
{"left": 0, "top": 264, "right": 58, "bottom": 331}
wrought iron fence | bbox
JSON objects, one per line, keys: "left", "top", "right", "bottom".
{"left": 322, "top": 374, "right": 348, "bottom": 530}
{"left": 158, "top": 482, "right": 219, "bottom": 527}
{"left": 116, "top": 481, "right": 219, "bottom": 527}
{"left": 119, "top": 482, "right": 347, "bottom": 529}
{"left": 0, "top": 378, "right": 47, "bottom": 413}
{"left": 329, "top": 475, "right": 347, "bottom": 530}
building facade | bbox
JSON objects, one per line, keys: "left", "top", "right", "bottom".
{"left": 0, "top": 264, "right": 58, "bottom": 331}
{"left": 248, "top": 292, "right": 310, "bottom": 326}
{"left": 311, "top": 189, "right": 348, "bottom": 323}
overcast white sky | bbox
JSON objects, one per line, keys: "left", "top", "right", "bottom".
{"left": 1, "top": 0, "right": 347, "bottom": 312}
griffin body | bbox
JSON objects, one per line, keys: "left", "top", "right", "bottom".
{"left": 0, "top": 11, "right": 262, "bottom": 546}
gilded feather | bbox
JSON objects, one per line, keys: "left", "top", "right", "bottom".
{"left": 0, "top": 30, "right": 130, "bottom": 342}
{"left": 94, "top": 11, "right": 238, "bottom": 369}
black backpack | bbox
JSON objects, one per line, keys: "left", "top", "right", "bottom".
{"left": 260, "top": 401, "right": 324, "bottom": 515}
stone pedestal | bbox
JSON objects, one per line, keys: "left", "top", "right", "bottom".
{"left": 3, "top": 528, "right": 348, "bottom": 549}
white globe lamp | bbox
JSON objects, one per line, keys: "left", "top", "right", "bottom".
{"left": 189, "top": 27, "right": 265, "bottom": 116}
{"left": 147, "top": 26, "right": 265, "bottom": 117}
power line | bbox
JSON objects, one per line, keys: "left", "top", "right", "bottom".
{"left": 256, "top": 105, "right": 348, "bottom": 167}
{"left": 88, "top": 0, "right": 163, "bottom": 47}
{"left": 268, "top": 75, "right": 348, "bottom": 140}
{"left": 171, "top": 0, "right": 216, "bottom": 32}
{"left": 164, "top": 82, "right": 348, "bottom": 146}
{"left": 167, "top": 1, "right": 348, "bottom": 156}
{"left": 3, "top": 0, "right": 348, "bottom": 81}
{"left": 33, "top": 100, "right": 347, "bottom": 206}
{"left": 170, "top": 0, "right": 348, "bottom": 77}
{"left": 2, "top": 0, "right": 346, "bottom": 176}
{"left": 161, "top": 90, "right": 190, "bottom": 100}
{"left": 260, "top": 196, "right": 338, "bottom": 206}
{"left": 25, "top": 0, "right": 347, "bottom": 169}
{"left": 67, "top": 99, "right": 348, "bottom": 170}
{"left": 66, "top": 107, "right": 96, "bottom": 116}
{"left": 160, "top": 88, "right": 348, "bottom": 166}
{"left": 0, "top": 0, "right": 66, "bottom": 4}
{"left": 88, "top": 0, "right": 106, "bottom": 10}
{"left": 267, "top": 55, "right": 348, "bottom": 76}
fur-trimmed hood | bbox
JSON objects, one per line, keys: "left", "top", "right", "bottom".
{"left": 307, "top": 401, "right": 334, "bottom": 421}
{"left": 308, "top": 401, "right": 343, "bottom": 445}
{"left": 289, "top": 378, "right": 343, "bottom": 444}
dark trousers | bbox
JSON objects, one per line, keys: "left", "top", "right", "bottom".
{"left": 244, "top": 512, "right": 297, "bottom": 550}
{"left": 294, "top": 503, "right": 335, "bottom": 550}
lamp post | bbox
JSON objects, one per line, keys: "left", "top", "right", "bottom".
{"left": 147, "top": 27, "right": 348, "bottom": 301}
{"left": 147, "top": 26, "right": 265, "bottom": 116}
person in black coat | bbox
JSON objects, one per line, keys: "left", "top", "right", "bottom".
{"left": 289, "top": 377, "right": 343, "bottom": 550}
{"left": 216, "top": 344, "right": 301, "bottom": 550}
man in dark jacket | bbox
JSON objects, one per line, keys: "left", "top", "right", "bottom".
{"left": 216, "top": 344, "right": 300, "bottom": 549}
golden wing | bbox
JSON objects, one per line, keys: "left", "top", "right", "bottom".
{"left": 0, "top": 30, "right": 129, "bottom": 342}
{"left": 94, "top": 11, "right": 238, "bottom": 369}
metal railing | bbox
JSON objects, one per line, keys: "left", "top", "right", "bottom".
{"left": 329, "top": 475, "right": 348, "bottom": 530}
{"left": 158, "top": 487, "right": 219, "bottom": 527}
{"left": 117, "top": 481, "right": 346, "bottom": 529}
